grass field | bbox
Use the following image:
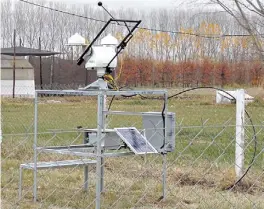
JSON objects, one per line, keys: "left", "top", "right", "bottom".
{"left": 1, "top": 88, "right": 264, "bottom": 209}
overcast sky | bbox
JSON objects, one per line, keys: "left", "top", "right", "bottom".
{"left": 46, "top": 0, "right": 185, "bottom": 9}
{"left": 11, "top": 0, "right": 219, "bottom": 10}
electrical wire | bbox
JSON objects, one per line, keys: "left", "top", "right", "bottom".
{"left": 19, "top": 0, "right": 105, "bottom": 22}
{"left": 115, "top": 55, "right": 123, "bottom": 82}
{"left": 226, "top": 109, "right": 257, "bottom": 190}
{"left": 160, "top": 95, "right": 166, "bottom": 151}
{"left": 18, "top": 0, "right": 264, "bottom": 38}
{"left": 106, "top": 85, "right": 134, "bottom": 119}
{"left": 102, "top": 73, "right": 118, "bottom": 90}
{"left": 166, "top": 86, "right": 257, "bottom": 190}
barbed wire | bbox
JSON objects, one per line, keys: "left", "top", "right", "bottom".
{"left": 18, "top": 0, "right": 264, "bottom": 39}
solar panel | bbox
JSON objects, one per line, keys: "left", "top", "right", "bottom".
{"left": 114, "top": 127, "right": 158, "bottom": 154}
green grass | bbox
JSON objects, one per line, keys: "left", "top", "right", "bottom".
{"left": 1, "top": 93, "right": 264, "bottom": 209}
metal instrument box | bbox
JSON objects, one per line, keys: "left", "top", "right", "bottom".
{"left": 142, "top": 112, "right": 175, "bottom": 152}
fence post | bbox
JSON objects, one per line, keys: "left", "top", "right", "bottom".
{"left": 235, "top": 89, "right": 245, "bottom": 179}
{"left": 95, "top": 92, "right": 104, "bottom": 209}
{"left": 33, "top": 91, "right": 38, "bottom": 202}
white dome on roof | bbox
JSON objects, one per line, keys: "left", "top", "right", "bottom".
{"left": 67, "top": 33, "right": 88, "bottom": 46}
{"left": 100, "top": 34, "right": 118, "bottom": 46}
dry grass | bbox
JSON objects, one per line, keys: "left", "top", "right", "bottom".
{"left": 2, "top": 159, "right": 263, "bottom": 209}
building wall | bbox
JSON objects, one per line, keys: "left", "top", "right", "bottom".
{"left": 1, "top": 80, "right": 35, "bottom": 98}
{"left": 29, "top": 57, "right": 97, "bottom": 86}
{"left": 1, "top": 68, "right": 34, "bottom": 80}
{"left": 1, "top": 55, "right": 36, "bottom": 98}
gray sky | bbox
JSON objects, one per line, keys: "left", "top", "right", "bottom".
{"left": 48, "top": 0, "right": 182, "bottom": 9}
{"left": 12, "top": 0, "right": 214, "bottom": 10}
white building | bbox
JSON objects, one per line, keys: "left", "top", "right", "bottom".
{"left": 1, "top": 55, "right": 35, "bottom": 98}
{"left": 216, "top": 90, "right": 254, "bottom": 104}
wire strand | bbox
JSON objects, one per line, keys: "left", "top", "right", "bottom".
{"left": 19, "top": 0, "right": 105, "bottom": 22}
{"left": 18, "top": 0, "right": 264, "bottom": 39}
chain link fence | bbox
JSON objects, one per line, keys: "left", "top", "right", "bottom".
{"left": 1, "top": 87, "right": 264, "bottom": 209}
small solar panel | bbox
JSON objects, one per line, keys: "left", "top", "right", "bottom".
{"left": 114, "top": 127, "right": 158, "bottom": 154}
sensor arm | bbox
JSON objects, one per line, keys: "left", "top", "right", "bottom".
{"left": 106, "top": 19, "right": 141, "bottom": 68}
{"left": 77, "top": 18, "right": 141, "bottom": 67}
{"left": 98, "top": 1, "right": 131, "bottom": 32}
{"left": 77, "top": 19, "right": 112, "bottom": 66}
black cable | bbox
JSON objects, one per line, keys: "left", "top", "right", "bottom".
{"left": 168, "top": 86, "right": 236, "bottom": 99}
{"left": 160, "top": 94, "right": 166, "bottom": 151}
{"left": 166, "top": 86, "right": 257, "bottom": 190}
{"left": 107, "top": 95, "right": 115, "bottom": 112}
{"left": 106, "top": 86, "right": 136, "bottom": 119}
{"left": 18, "top": 0, "right": 264, "bottom": 39}
{"left": 19, "top": 0, "right": 105, "bottom": 22}
{"left": 226, "top": 109, "right": 257, "bottom": 190}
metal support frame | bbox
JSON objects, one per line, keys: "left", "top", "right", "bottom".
{"left": 162, "top": 153, "right": 167, "bottom": 199}
{"left": 32, "top": 89, "right": 168, "bottom": 208}
{"left": 84, "top": 132, "right": 89, "bottom": 191}
{"left": 21, "top": 160, "right": 96, "bottom": 200}
{"left": 162, "top": 93, "right": 168, "bottom": 199}
{"left": 33, "top": 92, "right": 38, "bottom": 202}
{"left": 77, "top": 18, "right": 141, "bottom": 67}
{"left": 96, "top": 93, "right": 104, "bottom": 209}
{"left": 19, "top": 165, "right": 23, "bottom": 200}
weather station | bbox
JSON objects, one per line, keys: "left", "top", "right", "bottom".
{"left": 27, "top": 2, "right": 176, "bottom": 209}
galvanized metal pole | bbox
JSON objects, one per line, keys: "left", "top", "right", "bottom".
{"left": 100, "top": 94, "right": 107, "bottom": 192}
{"left": 100, "top": 153, "right": 104, "bottom": 193}
{"left": 33, "top": 92, "right": 38, "bottom": 202}
{"left": 84, "top": 165, "right": 89, "bottom": 191}
{"left": 162, "top": 153, "right": 167, "bottom": 199}
{"left": 152, "top": 65, "right": 155, "bottom": 87}
{"left": 39, "top": 37, "right": 43, "bottom": 90}
{"left": 235, "top": 89, "right": 245, "bottom": 179}
{"left": 162, "top": 92, "right": 168, "bottom": 199}
{"left": 96, "top": 92, "right": 104, "bottom": 209}
{"left": 12, "top": 29, "right": 16, "bottom": 98}
{"left": 50, "top": 55, "right": 54, "bottom": 89}
{"left": 84, "top": 132, "right": 89, "bottom": 191}
{"left": 18, "top": 166, "right": 22, "bottom": 200}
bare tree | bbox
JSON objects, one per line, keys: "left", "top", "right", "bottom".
{"left": 3, "top": 0, "right": 262, "bottom": 64}
{"left": 1, "top": 0, "right": 14, "bottom": 47}
{"left": 211, "top": 0, "right": 264, "bottom": 60}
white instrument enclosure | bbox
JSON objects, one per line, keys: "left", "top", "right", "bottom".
{"left": 84, "top": 45, "right": 117, "bottom": 70}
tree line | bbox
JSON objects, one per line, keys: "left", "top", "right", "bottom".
{"left": 1, "top": 0, "right": 263, "bottom": 87}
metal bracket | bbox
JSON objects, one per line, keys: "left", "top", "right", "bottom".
{"left": 78, "top": 78, "right": 108, "bottom": 90}
{"left": 77, "top": 18, "right": 141, "bottom": 67}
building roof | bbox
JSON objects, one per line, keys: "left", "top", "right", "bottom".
{"left": 218, "top": 90, "right": 254, "bottom": 100}
{"left": 1, "top": 55, "right": 33, "bottom": 69}
{"left": 1, "top": 46, "right": 60, "bottom": 56}
{"left": 66, "top": 33, "right": 88, "bottom": 46}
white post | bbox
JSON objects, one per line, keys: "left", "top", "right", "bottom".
{"left": 235, "top": 89, "right": 245, "bottom": 179}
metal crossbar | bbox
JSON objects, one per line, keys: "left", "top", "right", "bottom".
{"left": 19, "top": 159, "right": 97, "bottom": 200}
